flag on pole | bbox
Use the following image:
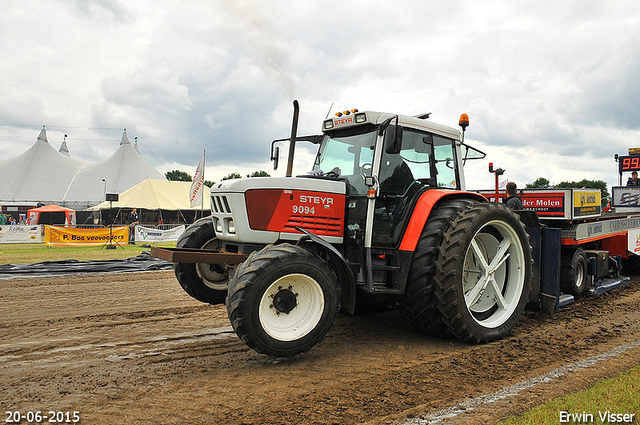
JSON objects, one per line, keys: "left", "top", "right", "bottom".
{"left": 189, "top": 151, "right": 205, "bottom": 208}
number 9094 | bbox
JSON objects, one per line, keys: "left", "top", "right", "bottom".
{"left": 292, "top": 205, "right": 315, "bottom": 215}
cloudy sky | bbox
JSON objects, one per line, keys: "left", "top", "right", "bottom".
{"left": 2, "top": 0, "right": 640, "bottom": 190}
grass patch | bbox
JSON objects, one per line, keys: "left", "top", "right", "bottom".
{"left": 0, "top": 242, "right": 176, "bottom": 264}
{"left": 500, "top": 365, "right": 640, "bottom": 424}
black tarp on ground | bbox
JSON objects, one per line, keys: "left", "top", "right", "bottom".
{"left": 0, "top": 251, "right": 173, "bottom": 280}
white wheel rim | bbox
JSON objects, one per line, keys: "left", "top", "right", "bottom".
{"left": 259, "top": 273, "right": 325, "bottom": 341}
{"left": 196, "top": 238, "right": 228, "bottom": 290}
{"left": 462, "top": 219, "right": 526, "bottom": 328}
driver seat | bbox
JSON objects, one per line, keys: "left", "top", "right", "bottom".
{"left": 379, "top": 158, "right": 414, "bottom": 196}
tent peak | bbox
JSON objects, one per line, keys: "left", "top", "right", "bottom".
{"left": 120, "top": 128, "right": 131, "bottom": 146}
{"left": 59, "top": 140, "right": 70, "bottom": 156}
{"left": 37, "top": 126, "right": 48, "bottom": 143}
{"left": 59, "top": 134, "right": 70, "bottom": 156}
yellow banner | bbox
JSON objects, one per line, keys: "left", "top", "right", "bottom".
{"left": 45, "top": 226, "right": 129, "bottom": 246}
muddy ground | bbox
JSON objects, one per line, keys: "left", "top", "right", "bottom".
{"left": 1, "top": 271, "right": 639, "bottom": 425}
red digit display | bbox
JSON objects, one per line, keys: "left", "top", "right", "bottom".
{"left": 620, "top": 156, "right": 640, "bottom": 172}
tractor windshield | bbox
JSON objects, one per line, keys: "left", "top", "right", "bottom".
{"left": 313, "top": 126, "right": 376, "bottom": 194}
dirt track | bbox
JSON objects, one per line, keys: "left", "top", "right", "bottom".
{"left": 1, "top": 271, "right": 640, "bottom": 425}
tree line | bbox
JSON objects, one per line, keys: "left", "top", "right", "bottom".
{"left": 165, "top": 170, "right": 270, "bottom": 187}
{"left": 167, "top": 170, "right": 610, "bottom": 208}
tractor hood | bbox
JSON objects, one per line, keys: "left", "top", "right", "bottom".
{"left": 209, "top": 176, "right": 347, "bottom": 246}
{"left": 210, "top": 176, "right": 347, "bottom": 196}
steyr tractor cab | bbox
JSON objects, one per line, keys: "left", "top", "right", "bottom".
{"left": 166, "top": 101, "right": 533, "bottom": 357}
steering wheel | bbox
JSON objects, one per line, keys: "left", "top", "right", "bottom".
{"left": 445, "top": 158, "right": 454, "bottom": 169}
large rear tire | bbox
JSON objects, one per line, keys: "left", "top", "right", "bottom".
{"left": 435, "top": 203, "right": 532, "bottom": 343}
{"left": 226, "top": 244, "right": 340, "bottom": 357}
{"left": 399, "top": 198, "right": 477, "bottom": 337}
{"left": 174, "top": 216, "right": 229, "bottom": 304}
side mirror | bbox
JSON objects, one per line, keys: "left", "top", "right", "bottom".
{"left": 272, "top": 146, "right": 280, "bottom": 170}
{"left": 384, "top": 124, "right": 403, "bottom": 154}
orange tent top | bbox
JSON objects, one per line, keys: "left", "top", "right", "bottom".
{"left": 27, "top": 204, "right": 77, "bottom": 226}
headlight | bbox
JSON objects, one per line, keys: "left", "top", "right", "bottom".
{"left": 215, "top": 219, "right": 222, "bottom": 233}
{"left": 228, "top": 219, "right": 236, "bottom": 234}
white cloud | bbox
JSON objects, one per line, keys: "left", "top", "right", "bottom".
{"left": 1, "top": 0, "right": 640, "bottom": 195}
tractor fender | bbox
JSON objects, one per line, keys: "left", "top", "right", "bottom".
{"left": 398, "top": 190, "right": 488, "bottom": 252}
{"left": 295, "top": 227, "right": 357, "bottom": 315}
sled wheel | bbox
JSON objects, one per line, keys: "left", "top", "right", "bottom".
{"left": 174, "top": 216, "right": 228, "bottom": 304}
{"left": 399, "top": 198, "right": 477, "bottom": 337}
{"left": 436, "top": 203, "right": 532, "bottom": 343}
{"left": 226, "top": 244, "right": 340, "bottom": 357}
{"left": 561, "top": 248, "right": 588, "bottom": 296}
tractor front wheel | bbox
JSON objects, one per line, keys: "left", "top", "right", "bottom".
{"left": 226, "top": 244, "right": 340, "bottom": 357}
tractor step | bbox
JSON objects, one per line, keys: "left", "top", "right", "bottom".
{"left": 366, "top": 286, "right": 404, "bottom": 295}
{"left": 371, "top": 265, "right": 401, "bottom": 271}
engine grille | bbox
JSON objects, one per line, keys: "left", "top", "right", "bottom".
{"left": 284, "top": 215, "right": 343, "bottom": 236}
{"left": 211, "top": 195, "right": 231, "bottom": 214}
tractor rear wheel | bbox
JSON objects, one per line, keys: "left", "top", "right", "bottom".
{"left": 435, "top": 203, "right": 532, "bottom": 343}
{"left": 226, "top": 244, "right": 340, "bottom": 357}
{"left": 399, "top": 198, "right": 477, "bottom": 337}
{"left": 174, "top": 216, "right": 228, "bottom": 304}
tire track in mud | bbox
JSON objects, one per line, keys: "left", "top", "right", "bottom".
{"left": 391, "top": 339, "right": 640, "bottom": 425}
{"left": 0, "top": 271, "right": 246, "bottom": 376}
{"left": 1, "top": 271, "right": 639, "bottom": 425}
{"left": 100, "top": 284, "right": 640, "bottom": 424}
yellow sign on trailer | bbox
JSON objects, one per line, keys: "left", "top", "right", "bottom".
{"left": 573, "top": 190, "right": 601, "bottom": 217}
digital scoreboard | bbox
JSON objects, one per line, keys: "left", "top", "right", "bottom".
{"left": 618, "top": 155, "right": 640, "bottom": 173}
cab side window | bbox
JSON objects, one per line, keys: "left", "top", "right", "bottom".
{"left": 379, "top": 129, "right": 433, "bottom": 195}
{"left": 433, "top": 135, "right": 457, "bottom": 188}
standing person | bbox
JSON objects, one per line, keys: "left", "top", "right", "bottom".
{"left": 627, "top": 171, "right": 640, "bottom": 186}
{"left": 505, "top": 182, "right": 524, "bottom": 210}
{"left": 0, "top": 212, "right": 6, "bottom": 225}
{"left": 127, "top": 208, "right": 139, "bottom": 245}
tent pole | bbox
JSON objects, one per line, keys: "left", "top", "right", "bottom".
{"left": 113, "top": 208, "right": 122, "bottom": 225}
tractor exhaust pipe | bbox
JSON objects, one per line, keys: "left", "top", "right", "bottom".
{"left": 286, "top": 100, "right": 300, "bottom": 177}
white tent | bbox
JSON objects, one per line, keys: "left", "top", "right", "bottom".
{"left": 87, "top": 179, "right": 210, "bottom": 211}
{"left": 0, "top": 127, "right": 86, "bottom": 203}
{"left": 62, "top": 130, "right": 165, "bottom": 209}
{"left": 0, "top": 128, "right": 166, "bottom": 210}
